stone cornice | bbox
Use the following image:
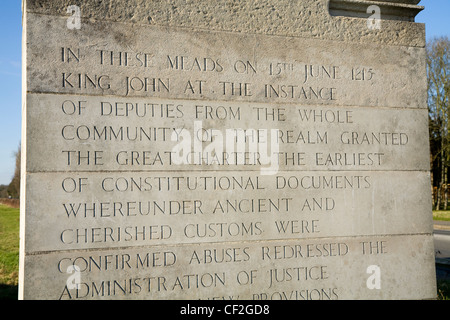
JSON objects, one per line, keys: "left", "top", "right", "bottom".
{"left": 329, "top": 0, "right": 424, "bottom": 21}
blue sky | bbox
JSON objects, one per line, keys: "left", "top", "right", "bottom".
{"left": 0, "top": 1, "right": 22, "bottom": 186}
{"left": 0, "top": 0, "right": 448, "bottom": 186}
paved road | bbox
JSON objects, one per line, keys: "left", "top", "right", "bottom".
{"left": 434, "top": 229, "right": 450, "bottom": 259}
{"left": 434, "top": 225, "right": 450, "bottom": 281}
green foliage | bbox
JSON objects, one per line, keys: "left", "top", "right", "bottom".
{"left": 437, "top": 279, "right": 450, "bottom": 300}
{"left": 0, "top": 185, "right": 8, "bottom": 198}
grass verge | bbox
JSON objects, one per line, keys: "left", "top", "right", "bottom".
{"left": 437, "top": 279, "right": 450, "bottom": 300}
{"left": 434, "top": 210, "right": 450, "bottom": 221}
{"left": 0, "top": 204, "right": 19, "bottom": 300}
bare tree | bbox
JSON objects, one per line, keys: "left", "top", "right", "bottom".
{"left": 7, "top": 143, "right": 21, "bottom": 199}
{"left": 427, "top": 37, "right": 450, "bottom": 209}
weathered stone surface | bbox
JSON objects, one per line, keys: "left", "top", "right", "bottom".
{"left": 25, "top": 94, "right": 429, "bottom": 172}
{"left": 25, "top": 13, "right": 427, "bottom": 108}
{"left": 22, "top": 234, "right": 436, "bottom": 300}
{"left": 24, "top": 0, "right": 425, "bottom": 47}
{"left": 20, "top": 0, "right": 436, "bottom": 300}
{"left": 23, "top": 170, "right": 432, "bottom": 253}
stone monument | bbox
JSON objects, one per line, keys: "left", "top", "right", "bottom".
{"left": 20, "top": 0, "right": 436, "bottom": 300}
